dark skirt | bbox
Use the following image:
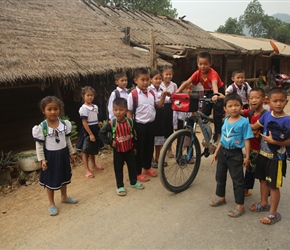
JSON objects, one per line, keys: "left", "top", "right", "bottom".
{"left": 39, "top": 147, "right": 72, "bottom": 190}
{"left": 154, "top": 107, "right": 164, "bottom": 136}
{"left": 76, "top": 124, "right": 100, "bottom": 154}
{"left": 162, "top": 103, "right": 173, "bottom": 138}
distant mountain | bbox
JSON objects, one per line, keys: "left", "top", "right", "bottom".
{"left": 272, "top": 13, "right": 290, "bottom": 23}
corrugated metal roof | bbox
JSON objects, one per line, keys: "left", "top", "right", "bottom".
{"left": 210, "top": 33, "right": 290, "bottom": 57}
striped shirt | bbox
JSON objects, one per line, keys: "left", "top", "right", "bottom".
{"left": 115, "top": 120, "right": 133, "bottom": 152}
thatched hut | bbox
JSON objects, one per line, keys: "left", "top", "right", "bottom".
{"left": 0, "top": 0, "right": 168, "bottom": 152}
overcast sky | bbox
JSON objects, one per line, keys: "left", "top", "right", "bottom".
{"left": 171, "top": 0, "right": 290, "bottom": 31}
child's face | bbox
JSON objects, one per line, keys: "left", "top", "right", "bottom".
{"left": 263, "top": 95, "right": 269, "bottom": 105}
{"left": 83, "top": 90, "right": 94, "bottom": 104}
{"left": 224, "top": 100, "right": 242, "bottom": 117}
{"left": 162, "top": 69, "right": 173, "bottom": 84}
{"left": 197, "top": 57, "right": 211, "bottom": 74}
{"left": 113, "top": 104, "right": 127, "bottom": 121}
{"left": 269, "top": 93, "right": 288, "bottom": 115}
{"left": 183, "top": 84, "right": 192, "bottom": 93}
{"left": 231, "top": 73, "right": 245, "bottom": 87}
{"left": 248, "top": 91, "right": 264, "bottom": 110}
{"left": 151, "top": 73, "right": 162, "bottom": 88}
{"left": 134, "top": 73, "right": 150, "bottom": 92}
{"left": 43, "top": 102, "right": 60, "bottom": 121}
{"left": 115, "top": 76, "right": 128, "bottom": 89}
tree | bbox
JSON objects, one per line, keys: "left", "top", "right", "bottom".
{"left": 93, "top": 0, "right": 177, "bottom": 18}
{"left": 239, "top": 0, "right": 265, "bottom": 37}
{"left": 216, "top": 17, "right": 244, "bottom": 35}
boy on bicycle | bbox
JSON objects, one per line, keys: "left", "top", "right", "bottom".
{"left": 176, "top": 52, "right": 225, "bottom": 145}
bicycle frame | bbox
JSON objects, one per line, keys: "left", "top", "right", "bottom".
{"left": 182, "top": 110, "right": 215, "bottom": 158}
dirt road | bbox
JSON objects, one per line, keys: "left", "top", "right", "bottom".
{"left": 1, "top": 101, "right": 290, "bottom": 249}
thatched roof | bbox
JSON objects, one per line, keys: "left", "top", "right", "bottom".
{"left": 0, "top": 0, "right": 168, "bottom": 84}
{"left": 84, "top": 2, "right": 237, "bottom": 57}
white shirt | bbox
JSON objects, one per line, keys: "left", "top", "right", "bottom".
{"left": 149, "top": 84, "right": 163, "bottom": 102}
{"left": 78, "top": 104, "right": 99, "bottom": 125}
{"left": 160, "top": 81, "right": 177, "bottom": 103}
{"left": 226, "top": 82, "right": 251, "bottom": 105}
{"left": 127, "top": 87, "right": 156, "bottom": 124}
{"left": 107, "top": 87, "right": 129, "bottom": 120}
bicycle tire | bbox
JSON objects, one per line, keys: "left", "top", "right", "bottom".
{"left": 158, "top": 129, "right": 201, "bottom": 193}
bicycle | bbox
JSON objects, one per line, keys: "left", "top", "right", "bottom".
{"left": 158, "top": 93, "right": 218, "bottom": 193}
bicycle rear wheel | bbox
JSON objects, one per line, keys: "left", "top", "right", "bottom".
{"left": 158, "top": 129, "right": 201, "bottom": 193}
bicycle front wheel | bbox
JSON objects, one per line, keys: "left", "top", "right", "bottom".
{"left": 158, "top": 129, "right": 201, "bottom": 193}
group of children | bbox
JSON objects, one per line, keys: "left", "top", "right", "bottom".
{"left": 209, "top": 80, "right": 290, "bottom": 225}
{"left": 32, "top": 51, "right": 290, "bottom": 226}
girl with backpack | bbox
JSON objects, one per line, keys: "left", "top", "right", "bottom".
{"left": 32, "top": 96, "right": 78, "bottom": 216}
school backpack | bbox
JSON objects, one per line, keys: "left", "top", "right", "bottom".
{"left": 230, "top": 83, "right": 249, "bottom": 99}
{"left": 41, "top": 119, "right": 66, "bottom": 143}
{"left": 106, "top": 89, "right": 121, "bottom": 120}
{"left": 131, "top": 88, "right": 155, "bottom": 118}
{"left": 109, "top": 117, "right": 134, "bottom": 140}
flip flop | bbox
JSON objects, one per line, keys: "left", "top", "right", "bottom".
{"left": 228, "top": 208, "right": 245, "bottom": 218}
{"left": 137, "top": 173, "right": 150, "bottom": 182}
{"left": 249, "top": 202, "right": 270, "bottom": 212}
{"left": 144, "top": 168, "right": 158, "bottom": 177}
{"left": 260, "top": 213, "right": 281, "bottom": 225}
{"left": 209, "top": 198, "right": 226, "bottom": 207}
{"left": 116, "top": 187, "right": 126, "bottom": 196}
{"left": 91, "top": 165, "right": 104, "bottom": 171}
{"left": 61, "top": 197, "right": 78, "bottom": 204}
{"left": 85, "top": 172, "right": 94, "bottom": 178}
{"left": 48, "top": 206, "right": 58, "bottom": 216}
{"left": 130, "top": 181, "right": 145, "bottom": 190}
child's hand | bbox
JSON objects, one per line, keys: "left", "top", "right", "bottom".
{"left": 134, "top": 149, "right": 137, "bottom": 155}
{"left": 89, "top": 134, "right": 96, "bottom": 142}
{"left": 41, "top": 160, "right": 48, "bottom": 171}
{"left": 261, "top": 131, "right": 274, "bottom": 144}
{"left": 70, "top": 154, "right": 76, "bottom": 165}
{"left": 98, "top": 122, "right": 102, "bottom": 128}
{"left": 211, "top": 154, "right": 217, "bottom": 164}
{"left": 162, "top": 91, "right": 171, "bottom": 98}
{"left": 243, "top": 158, "right": 250, "bottom": 168}
{"left": 211, "top": 95, "right": 219, "bottom": 102}
{"left": 111, "top": 140, "right": 116, "bottom": 147}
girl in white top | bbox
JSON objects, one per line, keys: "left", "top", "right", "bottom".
{"left": 32, "top": 96, "right": 77, "bottom": 216}
{"left": 149, "top": 70, "right": 166, "bottom": 167}
{"left": 160, "top": 66, "right": 178, "bottom": 157}
{"left": 76, "top": 86, "right": 103, "bottom": 179}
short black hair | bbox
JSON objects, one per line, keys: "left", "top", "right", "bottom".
{"left": 232, "top": 69, "right": 245, "bottom": 77}
{"left": 113, "top": 97, "right": 127, "bottom": 108}
{"left": 114, "top": 72, "right": 127, "bottom": 81}
{"left": 197, "top": 52, "right": 212, "bottom": 64}
{"left": 263, "top": 86, "right": 272, "bottom": 94}
{"left": 268, "top": 87, "right": 287, "bottom": 99}
{"left": 161, "top": 65, "right": 173, "bottom": 73}
{"left": 150, "top": 69, "right": 161, "bottom": 78}
{"left": 134, "top": 67, "right": 149, "bottom": 78}
{"left": 224, "top": 93, "right": 243, "bottom": 106}
{"left": 250, "top": 87, "right": 265, "bottom": 97}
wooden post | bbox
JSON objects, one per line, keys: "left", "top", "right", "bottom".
{"left": 123, "top": 27, "right": 130, "bottom": 45}
{"left": 150, "top": 30, "right": 157, "bottom": 70}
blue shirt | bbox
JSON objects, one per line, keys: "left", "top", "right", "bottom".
{"left": 220, "top": 116, "right": 253, "bottom": 149}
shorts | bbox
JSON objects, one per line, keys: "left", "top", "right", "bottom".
{"left": 255, "top": 154, "right": 287, "bottom": 189}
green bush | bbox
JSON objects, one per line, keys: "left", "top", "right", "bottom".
{"left": 0, "top": 151, "right": 17, "bottom": 173}
{"left": 61, "top": 115, "right": 78, "bottom": 141}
